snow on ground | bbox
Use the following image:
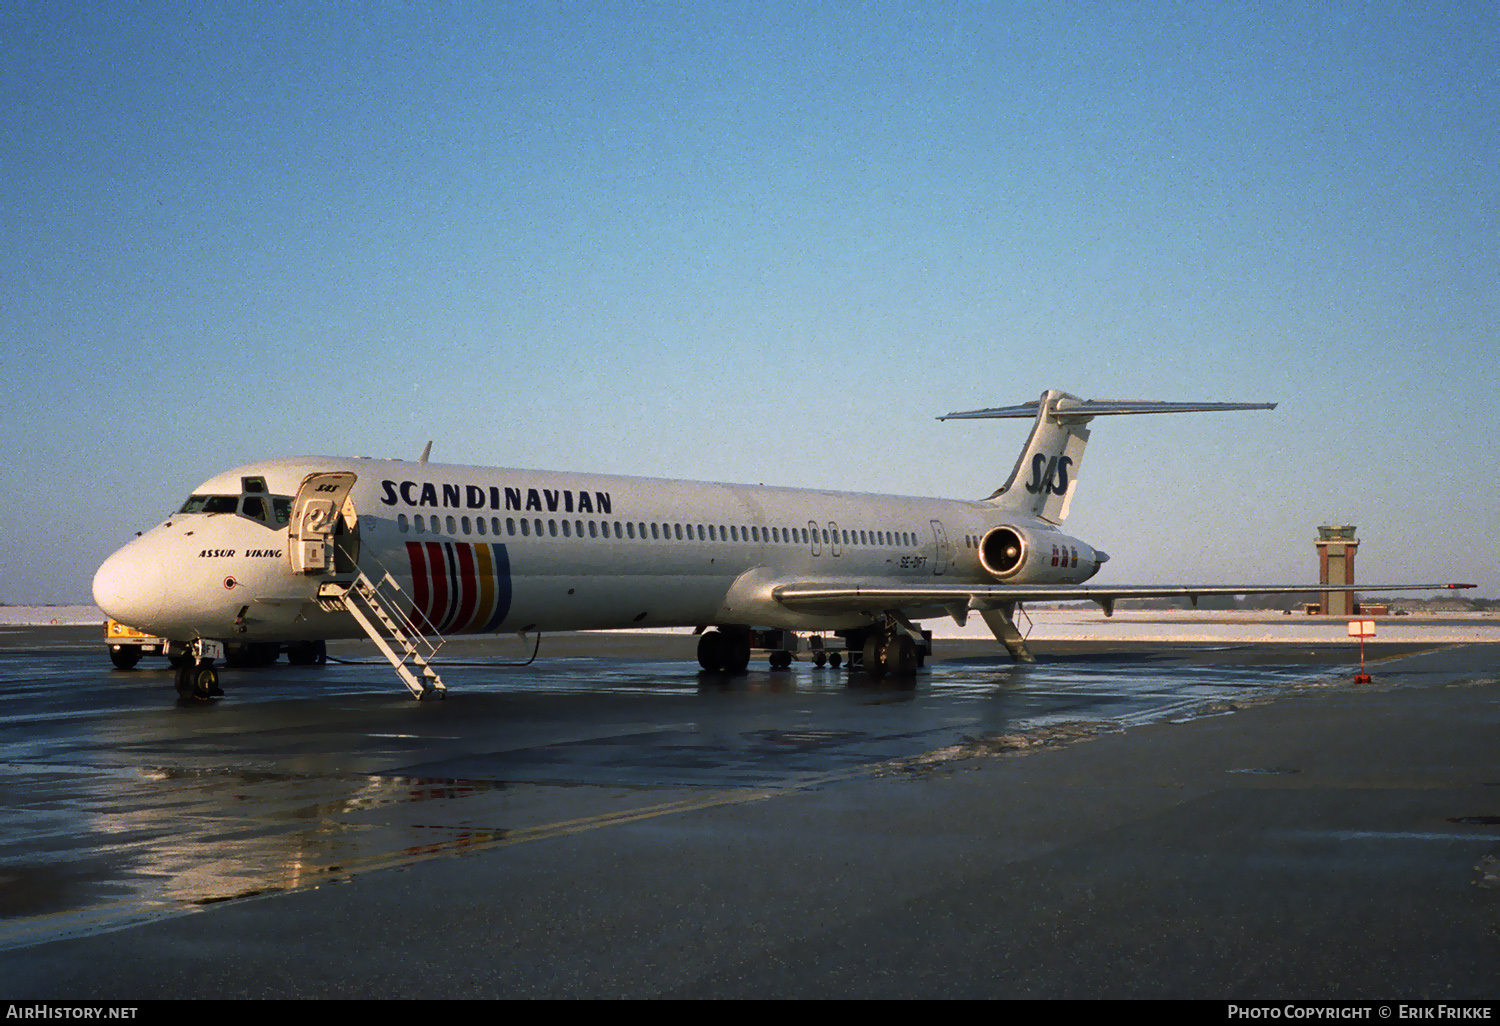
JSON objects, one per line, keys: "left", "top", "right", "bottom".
{"left": 0, "top": 605, "right": 106, "bottom": 626}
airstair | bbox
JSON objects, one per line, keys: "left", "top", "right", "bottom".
{"left": 317, "top": 572, "right": 447, "bottom": 699}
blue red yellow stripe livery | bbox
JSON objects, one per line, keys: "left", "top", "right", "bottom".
{"left": 405, "top": 541, "right": 512, "bottom": 635}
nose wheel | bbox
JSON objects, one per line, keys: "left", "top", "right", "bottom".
{"left": 175, "top": 659, "right": 222, "bottom": 701}
{"left": 167, "top": 639, "right": 228, "bottom": 701}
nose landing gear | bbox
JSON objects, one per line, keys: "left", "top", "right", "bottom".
{"left": 171, "top": 639, "right": 226, "bottom": 702}
{"left": 175, "top": 660, "right": 222, "bottom": 701}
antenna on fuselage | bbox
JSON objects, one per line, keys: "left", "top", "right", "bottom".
{"left": 419, "top": 441, "right": 432, "bottom": 464}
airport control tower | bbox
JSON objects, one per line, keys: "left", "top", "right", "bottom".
{"left": 1317, "top": 525, "right": 1359, "bottom": 616}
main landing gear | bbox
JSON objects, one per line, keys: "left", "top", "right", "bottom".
{"left": 285, "top": 640, "right": 328, "bottom": 666}
{"left": 697, "top": 627, "right": 752, "bottom": 672}
{"left": 697, "top": 627, "right": 804, "bottom": 672}
{"left": 860, "top": 629, "right": 922, "bottom": 678}
{"left": 696, "top": 622, "right": 929, "bottom": 680}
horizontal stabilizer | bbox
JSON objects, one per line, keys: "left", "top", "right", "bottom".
{"left": 939, "top": 399, "right": 1277, "bottom": 422}
{"left": 941, "top": 389, "right": 1279, "bottom": 524}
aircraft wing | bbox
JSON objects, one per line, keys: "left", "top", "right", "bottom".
{"left": 772, "top": 580, "right": 1475, "bottom": 618}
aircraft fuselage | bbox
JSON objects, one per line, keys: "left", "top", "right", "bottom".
{"left": 92, "top": 455, "right": 1096, "bottom": 646}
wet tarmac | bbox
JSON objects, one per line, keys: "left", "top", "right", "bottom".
{"left": 1, "top": 626, "right": 1497, "bottom": 998}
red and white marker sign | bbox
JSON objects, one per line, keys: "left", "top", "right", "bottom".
{"left": 1348, "top": 620, "right": 1375, "bottom": 681}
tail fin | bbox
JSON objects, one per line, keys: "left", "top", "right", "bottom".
{"left": 939, "top": 390, "right": 1276, "bottom": 525}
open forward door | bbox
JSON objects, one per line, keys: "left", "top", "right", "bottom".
{"left": 288, "top": 472, "right": 358, "bottom": 575}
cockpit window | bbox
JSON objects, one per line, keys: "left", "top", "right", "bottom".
{"left": 179, "top": 494, "right": 238, "bottom": 514}
{"left": 177, "top": 492, "right": 294, "bottom": 527}
{"left": 242, "top": 476, "right": 268, "bottom": 494}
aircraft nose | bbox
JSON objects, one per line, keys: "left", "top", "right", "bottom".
{"left": 92, "top": 542, "right": 168, "bottom": 630}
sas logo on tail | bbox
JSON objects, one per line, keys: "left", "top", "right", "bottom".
{"left": 1025, "top": 454, "right": 1073, "bottom": 496}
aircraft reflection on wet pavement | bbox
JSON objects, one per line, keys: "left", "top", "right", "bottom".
{"left": 0, "top": 638, "right": 1355, "bottom": 950}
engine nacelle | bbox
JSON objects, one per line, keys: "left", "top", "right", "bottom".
{"left": 979, "top": 525, "right": 1107, "bottom": 585}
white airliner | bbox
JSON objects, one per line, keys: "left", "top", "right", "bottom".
{"left": 92, "top": 389, "right": 1473, "bottom": 700}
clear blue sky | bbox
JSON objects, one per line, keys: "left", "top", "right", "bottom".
{"left": 3, "top": 1, "right": 1495, "bottom": 603}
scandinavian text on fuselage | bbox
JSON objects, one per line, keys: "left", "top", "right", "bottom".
{"left": 379, "top": 480, "right": 613, "bottom": 515}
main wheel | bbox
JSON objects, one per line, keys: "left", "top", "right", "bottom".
{"left": 721, "top": 630, "right": 752, "bottom": 673}
{"left": 249, "top": 642, "right": 279, "bottom": 666}
{"left": 862, "top": 635, "right": 887, "bottom": 677}
{"left": 287, "top": 640, "right": 328, "bottom": 666}
{"left": 890, "top": 636, "right": 915, "bottom": 674}
{"left": 889, "top": 635, "right": 919, "bottom": 677}
{"left": 697, "top": 630, "right": 726, "bottom": 671}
